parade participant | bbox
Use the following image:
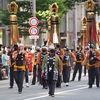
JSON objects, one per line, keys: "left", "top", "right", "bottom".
{"left": 84, "top": 44, "right": 100, "bottom": 88}
{"left": 27, "top": 47, "right": 33, "bottom": 73}
{"left": 7, "top": 47, "right": 11, "bottom": 56}
{"left": 54, "top": 43, "right": 64, "bottom": 88}
{"left": 36, "top": 46, "right": 48, "bottom": 89}
{"left": 71, "top": 46, "right": 84, "bottom": 81}
{"left": 42, "top": 44, "right": 62, "bottom": 97}
{"left": 9, "top": 45, "right": 18, "bottom": 89}
{"left": 24, "top": 46, "right": 30, "bottom": 87}
{"left": 13, "top": 44, "right": 28, "bottom": 93}
{"left": 63, "top": 46, "right": 76, "bottom": 86}
{"left": 83, "top": 46, "right": 89, "bottom": 76}
{"left": 31, "top": 46, "right": 41, "bottom": 85}
{"left": 55, "top": 43, "right": 64, "bottom": 60}
{"left": 63, "top": 46, "right": 67, "bottom": 55}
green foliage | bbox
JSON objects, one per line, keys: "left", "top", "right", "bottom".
{"left": 0, "top": 0, "right": 32, "bottom": 36}
{"left": 36, "top": 10, "right": 52, "bottom": 20}
{"left": 0, "top": 9, "right": 10, "bottom": 25}
{"left": 0, "top": 10, "right": 2, "bottom": 15}
{"left": 16, "top": 1, "right": 32, "bottom": 36}
{"left": 36, "top": 0, "right": 68, "bottom": 31}
{"left": 36, "top": 0, "right": 68, "bottom": 19}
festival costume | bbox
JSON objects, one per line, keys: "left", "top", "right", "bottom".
{"left": 42, "top": 53, "right": 61, "bottom": 96}
{"left": 32, "top": 51, "right": 40, "bottom": 85}
{"left": 63, "top": 52, "right": 76, "bottom": 85}
{"left": 13, "top": 51, "right": 28, "bottom": 93}
{"left": 9, "top": 51, "right": 15, "bottom": 88}
{"left": 84, "top": 50, "right": 100, "bottom": 88}
{"left": 55, "top": 49, "right": 64, "bottom": 87}
{"left": 37, "top": 51, "right": 48, "bottom": 88}
{"left": 71, "top": 51, "right": 84, "bottom": 81}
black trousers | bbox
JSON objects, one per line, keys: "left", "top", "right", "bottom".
{"left": 9, "top": 66, "right": 14, "bottom": 87}
{"left": 84, "top": 65, "right": 86, "bottom": 75}
{"left": 14, "top": 71, "right": 25, "bottom": 92}
{"left": 47, "top": 72, "right": 56, "bottom": 95}
{"left": 38, "top": 67, "right": 42, "bottom": 85}
{"left": 25, "top": 68, "right": 29, "bottom": 83}
{"left": 56, "top": 74, "right": 61, "bottom": 87}
{"left": 72, "top": 63, "right": 82, "bottom": 81}
{"left": 32, "top": 65, "right": 36, "bottom": 84}
{"left": 88, "top": 67, "right": 99, "bottom": 87}
{"left": 63, "top": 66, "right": 70, "bottom": 83}
{"left": 42, "top": 76, "right": 48, "bottom": 88}
{"left": 99, "top": 68, "right": 100, "bottom": 81}
{"left": 48, "top": 80, "right": 56, "bottom": 95}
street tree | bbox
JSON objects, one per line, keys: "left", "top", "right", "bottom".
{"left": 0, "top": 0, "right": 32, "bottom": 36}
{"left": 36, "top": 0, "right": 68, "bottom": 34}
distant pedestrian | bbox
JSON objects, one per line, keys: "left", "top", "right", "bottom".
{"left": 1, "top": 50, "right": 9, "bottom": 78}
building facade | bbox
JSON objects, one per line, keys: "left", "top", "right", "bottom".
{"left": 65, "top": 2, "right": 85, "bottom": 50}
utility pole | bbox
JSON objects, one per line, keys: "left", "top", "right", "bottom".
{"left": 73, "top": 4, "right": 77, "bottom": 50}
{"left": 30, "top": 0, "right": 36, "bottom": 17}
{"left": 16, "top": 0, "right": 37, "bottom": 46}
{"left": 30, "top": 0, "right": 37, "bottom": 46}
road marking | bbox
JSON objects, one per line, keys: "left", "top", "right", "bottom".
{"left": 24, "top": 86, "right": 87, "bottom": 100}
{"left": 6, "top": 84, "right": 87, "bottom": 100}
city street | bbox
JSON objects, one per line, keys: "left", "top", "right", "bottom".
{"left": 0, "top": 71, "right": 100, "bottom": 100}
{"left": 0, "top": 1, "right": 100, "bottom": 100}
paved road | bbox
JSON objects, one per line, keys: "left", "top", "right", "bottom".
{"left": 0, "top": 72, "right": 100, "bottom": 100}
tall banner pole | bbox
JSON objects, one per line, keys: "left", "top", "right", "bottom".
{"left": 81, "top": 17, "right": 87, "bottom": 47}
{"left": 73, "top": 4, "right": 77, "bottom": 50}
{"left": 48, "top": 3, "right": 61, "bottom": 45}
{"left": 7, "top": 2, "right": 19, "bottom": 45}
{"left": 84, "top": 0, "right": 98, "bottom": 47}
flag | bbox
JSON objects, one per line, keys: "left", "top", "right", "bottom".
{"left": 84, "top": 30, "right": 88, "bottom": 46}
{"left": 91, "top": 21, "right": 98, "bottom": 42}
